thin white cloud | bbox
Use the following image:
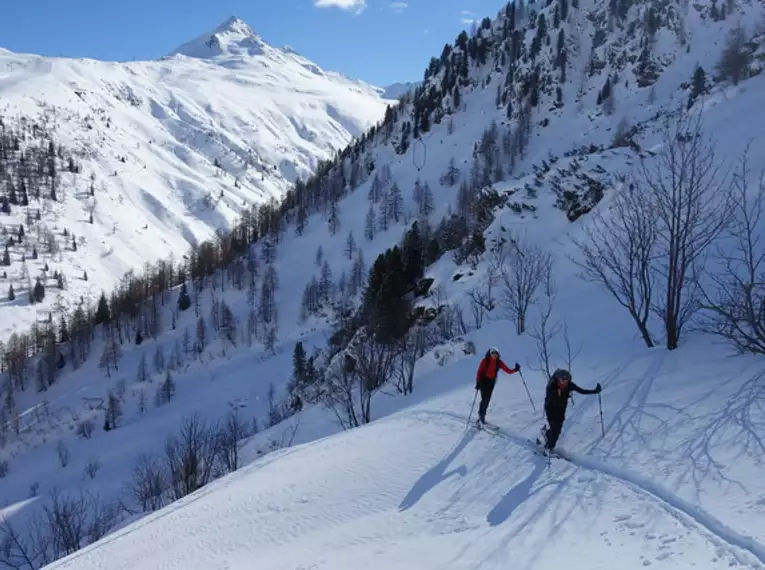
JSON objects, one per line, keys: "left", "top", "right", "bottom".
{"left": 389, "top": 1, "right": 408, "bottom": 14}
{"left": 314, "top": 0, "right": 366, "bottom": 13}
{"left": 461, "top": 9, "right": 475, "bottom": 24}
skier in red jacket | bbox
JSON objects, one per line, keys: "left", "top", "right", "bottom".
{"left": 474, "top": 347, "right": 520, "bottom": 425}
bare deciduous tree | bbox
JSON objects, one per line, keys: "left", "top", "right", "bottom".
{"left": 350, "top": 331, "right": 397, "bottom": 425}
{"left": 529, "top": 264, "right": 561, "bottom": 380}
{"left": 321, "top": 329, "right": 396, "bottom": 428}
{"left": 44, "top": 488, "right": 88, "bottom": 556}
{"left": 84, "top": 493, "right": 120, "bottom": 545}
{"left": 698, "top": 146, "right": 765, "bottom": 354}
{"left": 163, "top": 412, "right": 220, "bottom": 500}
{"left": 321, "top": 351, "right": 360, "bottom": 430}
{"left": 0, "top": 511, "right": 51, "bottom": 570}
{"left": 98, "top": 335, "right": 122, "bottom": 377}
{"left": 562, "top": 322, "right": 582, "bottom": 374}
{"left": 216, "top": 410, "right": 250, "bottom": 473}
{"left": 499, "top": 234, "right": 553, "bottom": 334}
{"left": 126, "top": 453, "right": 166, "bottom": 513}
{"left": 395, "top": 325, "right": 425, "bottom": 395}
{"left": 466, "top": 266, "right": 499, "bottom": 329}
{"left": 570, "top": 179, "right": 658, "bottom": 348}
{"left": 640, "top": 109, "right": 732, "bottom": 350}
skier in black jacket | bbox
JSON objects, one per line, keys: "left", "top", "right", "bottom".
{"left": 543, "top": 369, "right": 601, "bottom": 451}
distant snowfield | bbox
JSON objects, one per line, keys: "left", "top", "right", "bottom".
{"left": 0, "top": 17, "right": 393, "bottom": 339}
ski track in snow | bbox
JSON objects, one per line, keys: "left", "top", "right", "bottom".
{"left": 416, "top": 409, "right": 765, "bottom": 569}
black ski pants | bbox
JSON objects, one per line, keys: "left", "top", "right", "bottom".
{"left": 477, "top": 378, "right": 496, "bottom": 419}
{"left": 545, "top": 405, "right": 566, "bottom": 449}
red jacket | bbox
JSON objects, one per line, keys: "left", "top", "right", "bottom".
{"left": 476, "top": 356, "right": 515, "bottom": 383}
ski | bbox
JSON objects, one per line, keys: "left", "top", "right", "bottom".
{"left": 472, "top": 422, "right": 566, "bottom": 463}
{"left": 473, "top": 420, "right": 501, "bottom": 435}
{"left": 532, "top": 438, "right": 566, "bottom": 460}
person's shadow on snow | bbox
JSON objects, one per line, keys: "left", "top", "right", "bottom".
{"left": 486, "top": 458, "right": 548, "bottom": 526}
{"left": 398, "top": 429, "right": 477, "bottom": 511}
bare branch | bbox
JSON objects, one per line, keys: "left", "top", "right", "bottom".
{"left": 320, "top": 352, "right": 360, "bottom": 430}
{"left": 698, "top": 144, "right": 765, "bottom": 354}
{"left": 528, "top": 263, "right": 561, "bottom": 379}
{"left": 394, "top": 325, "right": 426, "bottom": 395}
{"left": 44, "top": 488, "right": 88, "bottom": 556}
{"left": 0, "top": 513, "right": 49, "bottom": 570}
{"left": 563, "top": 322, "right": 583, "bottom": 373}
{"left": 163, "top": 413, "right": 220, "bottom": 501}
{"left": 641, "top": 108, "right": 732, "bottom": 349}
{"left": 570, "top": 176, "right": 657, "bottom": 348}
{"left": 216, "top": 409, "right": 251, "bottom": 473}
{"left": 351, "top": 331, "right": 398, "bottom": 424}
{"left": 126, "top": 452, "right": 167, "bottom": 513}
{"left": 466, "top": 268, "right": 498, "bottom": 330}
{"left": 500, "top": 233, "right": 553, "bottom": 335}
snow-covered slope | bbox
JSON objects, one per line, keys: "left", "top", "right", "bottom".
{"left": 39, "top": 326, "right": 765, "bottom": 570}
{"left": 382, "top": 81, "right": 420, "bottom": 99}
{"left": 1, "top": 0, "right": 764, "bottom": 569}
{"left": 0, "top": 16, "right": 394, "bottom": 339}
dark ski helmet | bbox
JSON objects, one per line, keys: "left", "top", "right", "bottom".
{"left": 552, "top": 368, "right": 571, "bottom": 382}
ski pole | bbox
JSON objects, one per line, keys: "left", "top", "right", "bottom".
{"left": 598, "top": 392, "right": 605, "bottom": 437}
{"left": 466, "top": 390, "right": 478, "bottom": 428}
{"left": 519, "top": 370, "right": 536, "bottom": 413}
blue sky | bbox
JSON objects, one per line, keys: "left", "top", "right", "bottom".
{"left": 0, "top": 0, "right": 510, "bottom": 86}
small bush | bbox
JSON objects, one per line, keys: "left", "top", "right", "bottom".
{"left": 56, "top": 441, "right": 70, "bottom": 468}
{"left": 84, "top": 457, "right": 101, "bottom": 479}
{"left": 76, "top": 420, "right": 95, "bottom": 439}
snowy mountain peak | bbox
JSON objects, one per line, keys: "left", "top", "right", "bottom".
{"left": 168, "top": 16, "right": 267, "bottom": 59}
{"left": 0, "top": 17, "right": 395, "bottom": 340}
{"left": 213, "top": 15, "right": 255, "bottom": 36}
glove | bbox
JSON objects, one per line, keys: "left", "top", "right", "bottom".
{"left": 475, "top": 381, "right": 480, "bottom": 390}
{"left": 514, "top": 362, "right": 521, "bottom": 372}
{"left": 595, "top": 383, "right": 602, "bottom": 393}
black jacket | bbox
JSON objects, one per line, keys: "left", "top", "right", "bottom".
{"left": 544, "top": 379, "right": 598, "bottom": 410}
